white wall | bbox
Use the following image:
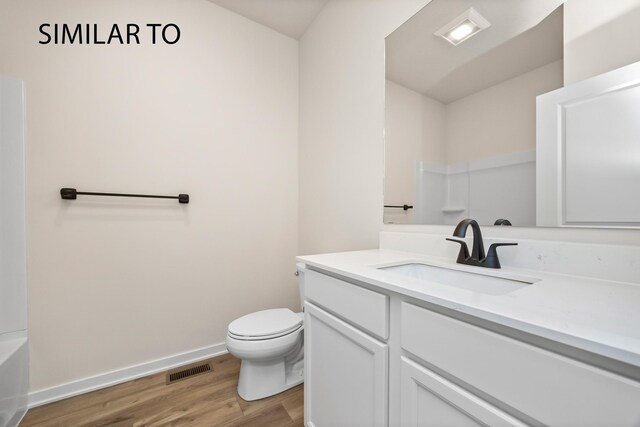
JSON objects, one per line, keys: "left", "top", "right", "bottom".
{"left": 445, "top": 60, "right": 563, "bottom": 164}
{"left": 298, "top": 0, "right": 430, "bottom": 254}
{"left": 384, "top": 80, "right": 423, "bottom": 224}
{"left": 383, "top": 80, "right": 445, "bottom": 224}
{"left": 421, "top": 94, "right": 446, "bottom": 165}
{"left": 564, "top": 0, "right": 640, "bottom": 84}
{"left": 0, "top": 0, "right": 299, "bottom": 393}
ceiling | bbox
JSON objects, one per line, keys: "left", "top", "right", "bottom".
{"left": 386, "top": 0, "right": 565, "bottom": 103}
{"left": 208, "top": 0, "right": 328, "bottom": 39}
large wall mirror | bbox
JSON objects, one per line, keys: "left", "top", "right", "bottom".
{"left": 384, "top": 0, "right": 565, "bottom": 226}
{"left": 384, "top": 0, "right": 640, "bottom": 228}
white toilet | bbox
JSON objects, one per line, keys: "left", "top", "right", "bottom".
{"left": 225, "top": 266, "right": 305, "bottom": 401}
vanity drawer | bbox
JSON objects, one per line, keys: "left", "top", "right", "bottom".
{"left": 401, "top": 302, "right": 640, "bottom": 426}
{"left": 304, "top": 269, "right": 388, "bottom": 339}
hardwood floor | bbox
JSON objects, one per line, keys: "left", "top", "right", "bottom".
{"left": 20, "top": 354, "right": 304, "bottom": 427}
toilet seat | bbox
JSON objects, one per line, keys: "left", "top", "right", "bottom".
{"left": 228, "top": 308, "right": 303, "bottom": 341}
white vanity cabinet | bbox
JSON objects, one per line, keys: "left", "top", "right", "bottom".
{"left": 303, "top": 269, "right": 390, "bottom": 427}
{"left": 301, "top": 267, "right": 640, "bottom": 427}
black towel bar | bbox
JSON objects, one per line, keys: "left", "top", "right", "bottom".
{"left": 384, "top": 204, "right": 413, "bottom": 211}
{"left": 60, "top": 188, "right": 189, "bottom": 204}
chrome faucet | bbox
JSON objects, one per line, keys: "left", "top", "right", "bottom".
{"left": 446, "top": 219, "right": 517, "bottom": 269}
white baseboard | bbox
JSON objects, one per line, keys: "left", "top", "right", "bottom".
{"left": 28, "top": 342, "right": 228, "bottom": 408}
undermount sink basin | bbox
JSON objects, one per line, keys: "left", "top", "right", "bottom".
{"left": 379, "top": 263, "right": 538, "bottom": 296}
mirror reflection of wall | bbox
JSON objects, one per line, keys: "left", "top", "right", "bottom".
{"left": 384, "top": 0, "right": 565, "bottom": 226}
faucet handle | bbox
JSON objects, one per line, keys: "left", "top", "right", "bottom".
{"left": 484, "top": 243, "right": 518, "bottom": 269}
{"left": 446, "top": 238, "right": 470, "bottom": 263}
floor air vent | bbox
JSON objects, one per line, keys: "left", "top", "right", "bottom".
{"left": 166, "top": 361, "right": 213, "bottom": 384}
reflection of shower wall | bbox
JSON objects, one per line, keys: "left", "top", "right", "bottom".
{"left": 417, "top": 162, "right": 467, "bottom": 226}
{"left": 416, "top": 163, "right": 446, "bottom": 224}
{"left": 0, "top": 76, "right": 28, "bottom": 427}
{"left": 417, "top": 150, "right": 535, "bottom": 226}
{"left": 445, "top": 166, "right": 469, "bottom": 225}
{"left": 468, "top": 152, "right": 536, "bottom": 226}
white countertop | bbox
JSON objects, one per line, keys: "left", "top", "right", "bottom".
{"left": 297, "top": 249, "right": 640, "bottom": 369}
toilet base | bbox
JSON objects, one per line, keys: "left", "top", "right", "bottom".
{"left": 236, "top": 342, "right": 304, "bottom": 401}
{"left": 237, "top": 359, "right": 303, "bottom": 401}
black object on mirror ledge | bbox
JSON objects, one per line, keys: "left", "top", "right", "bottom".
{"left": 446, "top": 218, "right": 516, "bottom": 269}
{"left": 384, "top": 204, "right": 413, "bottom": 211}
{"left": 60, "top": 188, "right": 189, "bottom": 204}
{"left": 494, "top": 218, "right": 512, "bottom": 226}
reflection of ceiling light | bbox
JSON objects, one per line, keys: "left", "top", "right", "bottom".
{"left": 435, "top": 8, "right": 491, "bottom": 46}
{"left": 448, "top": 21, "right": 476, "bottom": 41}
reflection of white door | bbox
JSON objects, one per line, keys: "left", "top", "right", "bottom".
{"left": 537, "top": 60, "right": 640, "bottom": 227}
{"left": 304, "top": 303, "right": 388, "bottom": 427}
{"left": 400, "top": 357, "right": 526, "bottom": 427}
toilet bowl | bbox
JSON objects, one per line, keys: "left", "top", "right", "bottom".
{"left": 226, "top": 308, "right": 304, "bottom": 401}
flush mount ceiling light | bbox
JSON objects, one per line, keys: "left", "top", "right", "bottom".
{"left": 434, "top": 7, "right": 491, "bottom": 46}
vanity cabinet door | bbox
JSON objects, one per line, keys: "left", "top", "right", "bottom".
{"left": 400, "top": 357, "right": 527, "bottom": 427}
{"left": 305, "top": 302, "right": 388, "bottom": 427}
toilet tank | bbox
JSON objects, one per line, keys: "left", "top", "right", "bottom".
{"left": 296, "top": 263, "right": 306, "bottom": 310}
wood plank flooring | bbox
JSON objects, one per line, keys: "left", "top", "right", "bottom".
{"left": 20, "top": 354, "right": 303, "bottom": 427}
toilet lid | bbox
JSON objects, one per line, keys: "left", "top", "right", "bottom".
{"left": 228, "top": 308, "right": 303, "bottom": 340}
